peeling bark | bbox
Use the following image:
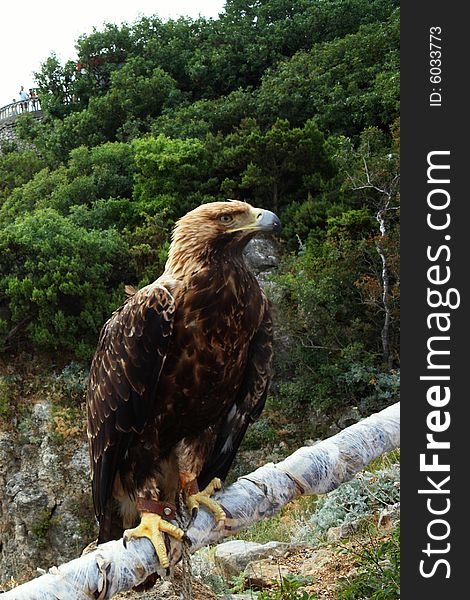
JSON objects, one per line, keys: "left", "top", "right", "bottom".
{"left": 2, "top": 402, "right": 400, "bottom": 600}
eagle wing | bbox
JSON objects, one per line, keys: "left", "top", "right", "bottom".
{"left": 86, "top": 283, "right": 175, "bottom": 523}
{"left": 198, "top": 297, "right": 273, "bottom": 489}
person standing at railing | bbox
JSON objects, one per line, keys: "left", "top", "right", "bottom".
{"left": 29, "top": 88, "right": 39, "bottom": 110}
{"left": 19, "top": 86, "right": 29, "bottom": 112}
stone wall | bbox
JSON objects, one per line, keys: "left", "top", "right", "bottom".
{"left": 0, "top": 118, "right": 18, "bottom": 146}
{"left": 0, "top": 112, "right": 43, "bottom": 154}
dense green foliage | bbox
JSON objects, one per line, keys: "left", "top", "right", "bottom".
{"left": 0, "top": 0, "right": 399, "bottom": 424}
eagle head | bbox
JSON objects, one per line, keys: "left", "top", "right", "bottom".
{"left": 166, "top": 200, "right": 281, "bottom": 275}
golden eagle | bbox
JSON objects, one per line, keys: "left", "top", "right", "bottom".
{"left": 86, "top": 201, "right": 280, "bottom": 567}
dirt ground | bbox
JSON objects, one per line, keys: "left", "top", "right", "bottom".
{"left": 114, "top": 542, "right": 359, "bottom": 600}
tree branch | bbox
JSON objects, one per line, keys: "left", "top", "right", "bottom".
{"left": 3, "top": 402, "right": 400, "bottom": 600}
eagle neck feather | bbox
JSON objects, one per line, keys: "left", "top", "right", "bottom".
{"left": 164, "top": 230, "right": 249, "bottom": 280}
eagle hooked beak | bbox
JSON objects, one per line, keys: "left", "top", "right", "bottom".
{"left": 230, "top": 207, "right": 282, "bottom": 234}
{"left": 254, "top": 208, "right": 282, "bottom": 232}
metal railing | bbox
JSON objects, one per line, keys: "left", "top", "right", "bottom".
{"left": 0, "top": 98, "right": 42, "bottom": 122}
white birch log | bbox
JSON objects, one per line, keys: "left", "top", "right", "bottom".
{"left": 2, "top": 402, "right": 400, "bottom": 600}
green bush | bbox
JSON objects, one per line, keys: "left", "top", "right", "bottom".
{"left": 0, "top": 142, "right": 136, "bottom": 223}
{"left": 56, "top": 362, "right": 89, "bottom": 399}
{"left": 132, "top": 134, "right": 217, "bottom": 220}
{"left": 0, "top": 209, "right": 130, "bottom": 356}
{"left": 256, "top": 10, "right": 399, "bottom": 135}
{"left": 308, "top": 465, "right": 400, "bottom": 538}
{"left": 336, "top": 524, "right": 400, "bottom": 599}
{"left": 32, "top": 509, "right": 61, "bottom": 548}
{"left": 0, "top": 148, "right": 46, "bottom": 201}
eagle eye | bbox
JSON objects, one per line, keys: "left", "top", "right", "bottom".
{"left": 220, "top": 214, "right": 234, "bottom": 224}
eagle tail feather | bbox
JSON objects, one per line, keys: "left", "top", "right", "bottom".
{"left": 97, "top": 501, "right": 124, "bottom": 544}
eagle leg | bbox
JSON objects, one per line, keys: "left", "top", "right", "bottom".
{"left": 123, "top": 513, "right": 184, "bottom": 569}
{"left": 186, "top": 477, "right": 226, "bottom": 523}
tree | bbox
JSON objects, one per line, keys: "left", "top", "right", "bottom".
{"left": 152, "top": 89, "right": 257, "bottom": 140}
{"left": 18, "top": 3, "right": 399, "bottom": 163}
{"left": 75, "top": 22, "right": 135, "bottom": 97}
{"left": 107, "top": 58, "right": 182, "bottom": 129}
{"left": 0, "top": 142, "right": 136, "bottom": 222}
{"left": 333, "top": 124, "right": 400, "bottom": 368}
{"left": 34, "top": 55, "right": 83, "bottom": 118}
{"left": 273, "top": 206, "right": 396, "bottom": 418}
{"left": 36, "top": 64, "right": 180, "bottom": 160}
{"left": 132, "top": 134, "right": 216, "bottom": 220}
{"left": 0, "top": 148, "right": 46, "bottom": 202}
{"left": 0, "top": 209, "right": 130, "bottom": 356}
{"left": 214, "top": 118, "right": 334, "bottom": 213}
{"left": 256, "top": 9, "right": 400, "bottom": 135}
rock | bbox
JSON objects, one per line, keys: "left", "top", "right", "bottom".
{"left": 326, "top": 521, "right": 361, "bottom": 543}
{"left": 214, "top": 540, "right": 289, "bottom": 580}
{"left": 378, "top": 502, "right": 400, "bottom": 527}
{"left": 245, "top": 548, "right": 333, "bottom": 589}
{"left": 337, "top": 406, "right": 361, "bottom": 429}
{"left": 245, "top": 558, "right": 292, "bottom": 589}
{"left": 0, "top": 400, "right": 95, "bottom": 582}
{"left": 243, "top": 238, "right": 279, "bottom": 277}
{"left": 113, "top": 574, "right": 218, "bottom": 599}
{"left": 327, "top": 406, "right": 362, "bottom": 436}
{"left": 31, "top": 402, "right": 52, "bottom": 431}
{"left": 302, "top": 439, "right": 319, "bottom": 447}
{"left": 0, "top": 432, "right": 17, "bottom": 478}
{"left": 301, "top": 548, "right": 334, "bottom": 576}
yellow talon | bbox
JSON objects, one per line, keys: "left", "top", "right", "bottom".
{"left": 123, "top": 513, "right": 184, "bottom": 568}
{"left": 187, "top": 477, "right": 226, "bottom": 523}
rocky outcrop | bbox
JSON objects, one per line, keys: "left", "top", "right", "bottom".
{"left": 0, "top": 402, "right": 95, "bottom": 582}
{"left": 243, "top": 237, "right": 279, "bottom": 280}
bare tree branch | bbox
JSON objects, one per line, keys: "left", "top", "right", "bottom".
{"left": 346, "top": 150, "right": 400, "bottom": 367}
{"left": 2, "top": 402, "right": 400, "bottom": 600}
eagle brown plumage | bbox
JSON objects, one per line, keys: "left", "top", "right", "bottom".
{"left": 86, "top": 200, "right": 280, "bottom": 566}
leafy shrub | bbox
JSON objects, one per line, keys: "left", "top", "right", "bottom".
{"left": 132, "top": 134, "right": 216, "bottom": 221}
{"left": 0, "top": 142, "right": 136, "bottom": 223}
{"left": 0, "top": 148, "right": 46, "bottom": 201}
{"left": 271, "top": 189, "right": 399, "bottom": 421}
{"left": 307, "top": 465, "right": 400, "bottom": 539}
{"left": 56, "top": 362, "right": 89, "bottom": 399}
{"left": 336, "top": 524, "right": 400, "bottom": 599}
{"left": 256, "top": 10, "right": 399, "bottom": 135}
{"left": 0, "top": 209, "right": 130, "bottom": 356}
